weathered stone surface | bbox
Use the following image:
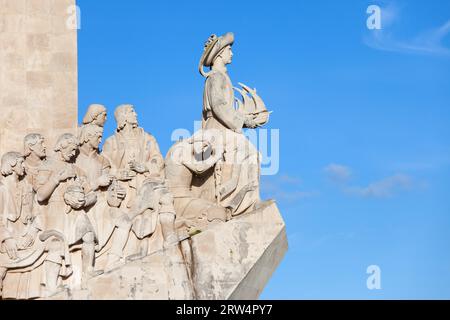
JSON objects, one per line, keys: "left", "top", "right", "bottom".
{"left": 0, "top": 0, "right": 78, "bottom": 157}
{"left": 191, "top": 200, "right": 287, "bottom": 300}
{"left": 48, "top": 201, "right": 287, "bottom": 300}
{"left": 1, "top": 13, "right": 287, "bottom": 299}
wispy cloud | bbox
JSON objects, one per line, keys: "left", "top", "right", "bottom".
{"left": 324, "top": 164, "right": 352, "bottom": 184}
{"left": 324, "top": 163, "right": 419, "bottom": 198}
{"left": 344, "top": 173, "right": 413, "bottom": 198}
{"left": 261, "top": 174, "right": 318, "bottom": 202}
{"left": 364, "top": 3, "right": 450, "bottom": 56}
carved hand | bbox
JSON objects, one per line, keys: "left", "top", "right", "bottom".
{"left": 117, "top": 169, "right": 135, "bottom": 181}
{"left": 66, "top": 193, "right": 86, "bottom": 209}
{"left": 129, "top": 161, "right": 148, "bottom": 174}
{"left": 3, "top": 238, "right": 18, "bottom": 260}
{"left": 57, "top": 167, "right": 76, "bottom": 182}
{"left": 97, "top": 174, "right": 113, "bottom": 188}
{"left": 19, "top": 229, "right": 38, "bottom": 249}
{"left": 244, "top": 115, "right": 258, "bottom": 128}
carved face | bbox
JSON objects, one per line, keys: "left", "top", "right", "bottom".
{"left": 61, "top": 142, "right": 78, "bottom": 161}
{"left": 220, "top": 45, "right": 233, "bottom": 65}
{"left": 88, "top": 131, "right": 103, "bottom": 150}
{"left": 126, "top": 107, "right": 138, "bottom": 126}
{"left": 95, "top": 111, "right": 107, "bottom": 127}
{"left": 13, "top": 157, "right": 25, "bottom": 177}
{"left": 31, "top": 137, "right": 47, "bottom": 159}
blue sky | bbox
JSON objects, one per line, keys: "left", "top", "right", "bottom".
{"left": 76, "top": 0, "right": 450, "bottom": 299}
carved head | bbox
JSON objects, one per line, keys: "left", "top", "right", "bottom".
{"left": 199, "top": 32, "right": 234, "bottom": 76}
{"left": 23, "top": 133, "right": 46, "bottom": 159}
{"left": 1, "top": 152, "right": 25, "bottom": 177}
{"left": 79, "top": 124, "right": 103, "bottom": 150}
{"left": 54, "top": 133, "right": 79, "bottom": 162}
{"left": 216, "top": 45, "right": 233, "bottom": 65}
{"left": 82, "top": 104, "right": 107, "bottom": 127}
{"left": 115, "top": 104, "right": 138, "bottom": 130}
{"left": 107, "top": 180, "right": 127, "bottom": 208}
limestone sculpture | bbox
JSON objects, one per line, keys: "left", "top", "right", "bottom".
{"left": 0, "top": 31, "right": 286, "bottom": 300}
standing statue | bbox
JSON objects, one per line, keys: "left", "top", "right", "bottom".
{"left": 198, "top": 32, "right": 268, "bottom": 215}
{"left": 0, "top": 152, "right": 56, "bottom": 299}
{"left": 102, "top": 104, "right": 165, "bottom": 208}
{"left": 102, "top": 104, "right": 165, "bottom": 257}
{"left": 77, "top": 124, "right": 135, "bottom": 269}
{"left": 35, "top": 133, "right": 102, "bottom": 288}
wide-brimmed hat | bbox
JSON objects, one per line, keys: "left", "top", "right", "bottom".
{"left": 199, "top": 32, "right": 234, "bottom": 76}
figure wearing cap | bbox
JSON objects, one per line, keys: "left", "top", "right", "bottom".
{"left": 199, "top": 32, "right": 258, "bottom": 132}
{"left": 197, "top": 33, "right": 262, "bottom": 216}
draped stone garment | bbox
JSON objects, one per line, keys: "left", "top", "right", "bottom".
{"left": 0, "top": 178, "right": 47, "bottom": 299}
{"left": 102, "top": 127, "right": 165, "bottom": 210}
{"left": 201, "top": 70, "right": 260, "bottom": 215}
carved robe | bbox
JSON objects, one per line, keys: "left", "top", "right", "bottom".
{"left": 35, "top": 158, "right": 96, "bottom": 247}
{"left": 165, "top": 141, "right": 228, "bottom": 233}
{"left": 75, "top": 149, "right": 114, "bottom": 252}
{"left": 102, "top": 127, "right": 164, "bottom": 209}
{"left": 201, "top": 70, "right": 260, "bottom": 215}
{"left": 0, "top": 177, "right": 46, "bottom": 299}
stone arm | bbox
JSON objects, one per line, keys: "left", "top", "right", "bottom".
{"left": 77, "top": 171, "right": 98, "bottom": 208}
{"left": 101, "top": 138, "right": 115, "bottom": 170}
{"left": 144, "top": 134, "right": 165, "bottom": 178}
{"left": 84, "top": 191, "right": 97, "bottom": 208}
{"left": 90, "top": 158, "right": 112, "bottom": 191}
{"left": 207, "top": 73, "right": 245, "bottom": 132}
{"left": 0, "top": 191, "right": 13, "bottom": 246}
{"left": 35, "top": 172, "right": 60, "bottom": 203}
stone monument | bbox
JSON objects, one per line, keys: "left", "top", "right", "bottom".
{"left": 0, "top": 1, "right": 287, "bottom": 300}
{"left": 0, "top": 0, "right": 78, "bottom": 157}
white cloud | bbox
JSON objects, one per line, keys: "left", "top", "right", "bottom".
{"left": 324, "top": 163, "right": 352, "bottom": 183}
{"left": 261, "top": 174, "right": 318, "bottom": 202}
{"left": 364, "top": 3, "right": 450, "bottom": 56}
{"left": 345, "top": 174, "right": 413, "bottom": 198}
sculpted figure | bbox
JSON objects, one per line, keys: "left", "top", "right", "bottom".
{"left": 0, "top": 152, "right": 52, "bottom": 299}
{"left": 108, "top": 180, "right": 179, "bottom": 262}
{"left": 35, "top": 133, "right": 102, "bottom": 287}
{"left": 102, "top": 104, "right": 164, "bottom": 209}
{"left": 198, "top": 32, "right": 266, "bottom": 215}
{"left": 166, "top": 130, "right": 254, "bottom": 234}
{"left": 76, "top": 124, "right": 133, "bottom": 269}
{"left": 23, "top": 134, "right": 47, "bottom": 188}
{"left": 82, "top": 104, "right": 107, "bottom": 127}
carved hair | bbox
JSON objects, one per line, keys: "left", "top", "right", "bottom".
{"left": 114, "top": 104, "right": 134, "bottom": 130}
{"left": 1, "top": 152, "right": 23, "bottom": 176}
{"left": 78, "top": 124, "right": 102, "bottom": 145}
{"left": 82, "top": 104, "right": 107, "bottom": 125}
{"left": 23, "top": 133, "right": 44, "bottom": 157}
{"left": 54, "top": 133, "right": 79, "bottom": 152}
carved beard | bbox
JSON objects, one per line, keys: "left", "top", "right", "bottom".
{"left": 128, "top": 120, "right": 138, "bottom": 128}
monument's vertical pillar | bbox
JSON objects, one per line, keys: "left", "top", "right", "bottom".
{"left": 0, "top": 0, "right": 78, "bottom": 156}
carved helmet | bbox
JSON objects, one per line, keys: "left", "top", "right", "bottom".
{"left": 199, "top": 32, "right": 234, "bottom": 77}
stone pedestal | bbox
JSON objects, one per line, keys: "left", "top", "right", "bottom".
{"left": 49, "top": 201, "right": 287, "bottom": 300}
{"left": 0, "top": 0, "right": 78, "bottom": 156}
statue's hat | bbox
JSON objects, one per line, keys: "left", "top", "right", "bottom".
{"left": 199, "top": 32, "right": 234, "bottom": 76}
